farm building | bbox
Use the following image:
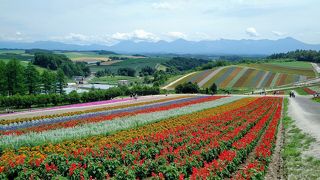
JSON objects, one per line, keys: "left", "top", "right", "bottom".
{"left": 118, "top": 80, "right": 129, "bottom": 86}
{"left": 74, "top": 76, "right": 85, "bottom": 84}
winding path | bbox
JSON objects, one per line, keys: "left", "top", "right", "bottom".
{"left": 162, "top": 72, "right": 196, "bottom": 90}
{"left": 288, "top": 95, "right": 320, "bottom": 141}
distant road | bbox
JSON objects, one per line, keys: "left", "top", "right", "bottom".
{"left": 311, "top": 63, "right": 320, "bottom": 75}
{"left": 162, "top": 72, "right": 196, "bottom": 90}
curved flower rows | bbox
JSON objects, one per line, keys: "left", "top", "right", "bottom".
{"left": 0, "top": 96, "right": 283, "bottom": 179}
{"left": 0, "top": 96, "right": 243, "bottom": 149}
{"left": 0, "top": 96, "right": 204, "bottom": 132}
{"left": 0, "top": 96, "right": 191, "bottom": 126}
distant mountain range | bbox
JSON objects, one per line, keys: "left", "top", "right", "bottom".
{"left": 1, "top": 37, "right": 320, "bottom": 55}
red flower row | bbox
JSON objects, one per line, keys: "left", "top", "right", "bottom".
{"left": 190, "top": 98, "right": 282, "bottom": 179}
{"left": 233, "top": 98, "right": 282, "bottom": 179}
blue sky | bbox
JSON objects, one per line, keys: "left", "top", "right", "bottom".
{"left": 0, "top": 0, "right": 319, "bottom": 45}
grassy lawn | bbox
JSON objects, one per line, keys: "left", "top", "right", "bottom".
{"left": 282, "top": 98, "right": 320, "bottom": 179}
{"left": 155, "top": 63, "right": 167, "bottom": 71}
{"left": 0, "top": 49, "right": 26, "bottom": 54}
{"left": 295, "top": 88, "right": 309, "bottom": 95}
{"left": 268, "top": 61, "right": 313, "bottom": 69}
{"left": 313, "top": 97, "right": 320, "bottom": 103}
{"left": 89, "top": 75, "right": 143, "bottom": 85}
{"left": 161, "top": 74, "right": 185, "bottom": 87}
{"left": 0, "top": 59, "right": 51, "bottom": 73}
{"left": 245, "top": 61, "right": 316, "bottom": 77}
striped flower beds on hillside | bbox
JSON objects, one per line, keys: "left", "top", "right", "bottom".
{"left": 170, "top": 65, "right": 314, "bottom": 89}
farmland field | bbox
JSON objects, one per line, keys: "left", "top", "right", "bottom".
{"left": 0, "top": 59, "right": 50, "bottom": 73}
{"left": 166, "top": 65, "right": 310, "bottom": 90}
{"left": 56, "top": 51, "right": 111, "bottom": 62}
{"left": 89, "top": 57, "right": 170, "bottom": 73}
{"left": 89, "top": 75, "right": 143, "bottom": 85}
{"left": 0, "top": 95, "right": 283, "bottom": 179}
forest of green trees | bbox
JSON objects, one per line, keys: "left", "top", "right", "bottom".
{"left": 164, "top": 57, "right": 209, "bottom": 72}
{"left": 268, "top": 50, "right": 320, "bottom": 63}
{"left": 0, "top": 59, "right": 66, "bottom": 96}
{"left": 33, "top": 52, "right": 91, "bottom": 77}
{"left": 0, "top": 59, "right": 161, "bottom": 109}
{"left": 0, "top": 85, "right": 160, "bottom": 109}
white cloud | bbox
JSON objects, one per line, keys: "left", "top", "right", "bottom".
{"left": 272, "top": 30, "right": 286, "bottom": 36}
{"left": 111, "top": 29, "right": 160, "bottom": 42}
{"left": 0, "top": 31, "right": 28, "bottom": 41}
{"left": 192, "top": 32, "right": 213, "bottom": 41}
{"left": 152, "top": 2, "right": 175, "bottom": 10}
{"left": 246, "top": 27, "right": 260, "bottom": 37}
{"left": 165, "top": 31, "right": 187, "bottom": 40}
{"left": 51, "top": 33, "right": 113, "bottom": 45}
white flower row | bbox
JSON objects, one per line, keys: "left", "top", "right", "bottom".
{"left": 1, "top": 96, "right": 244, "bottom": 149}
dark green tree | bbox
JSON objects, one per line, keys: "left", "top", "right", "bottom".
{"left": 5, "top": 59, "right": 25, "bottom": 95}
{"left": 24, "top": 63, "right": 40, "bottom": 94}
{"left": 139, "top": 66, "right": 155, "bottom": 76}
{"left": 118, "top": 67, "right": 136, "bottom": 77}
{"left": 175, "top": 82, "right": 200, "bottom": 94}
{"left": 41, "top": 70, "right": 57, "bottom": 94}
{"left": 68, "top": 90, "right": 80, "bottom": 104}
{"left": 0, "top": 61, "right": 7, "bottom": 95}
{"left": 56, "top": 69, "right": 66, "bottom": 94}
{"left": 209, "top": 83, "right": 218, "bottom": 94}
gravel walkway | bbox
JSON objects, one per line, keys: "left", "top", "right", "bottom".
{"left": 288, "top": 95, "right": 320, "bottom": 141}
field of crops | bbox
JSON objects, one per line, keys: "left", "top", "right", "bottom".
{"left": 90, "top": 57, "right": 170, "bottom": 73}
{"left": 89, "top": 75, "right": 143, "bottom": 85}
{"left": 0, "top": 95, "right": 283, "bottom": 179}
{"left": 168, "top": 65, "right": 309, "bottom": 90}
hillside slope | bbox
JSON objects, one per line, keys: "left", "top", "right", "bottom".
{"left": 165, "top": 62, "right": 315, "bottom": 90}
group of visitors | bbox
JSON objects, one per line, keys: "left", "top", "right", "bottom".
{"left": 130, "top": 93, "right": 138, "bottom": 100}
{"left": 289, "top": 91, "right": 296, "bottom": 98}
{"left": 5, "top": 108, "right": 15, "bottom": 114}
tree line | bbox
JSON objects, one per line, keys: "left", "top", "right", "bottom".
{"left": 164, "top": 57, "right": 209, "bottom": 72}
{"left": 33, "top": 52, "right": 91, "bottom": 77}
{"left": 0, "top": 85, "right": 160, "bottom": 109}
{"left": 268, "top": 50, "right": 320, "bottom": 63}
{"left": 175, "top": 82, "right": 217, "bottom": 95}
{"left": 0, "top": 59, "right": 66, "bottom": 96}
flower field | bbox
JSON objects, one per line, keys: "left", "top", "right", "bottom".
{"left": 167, "top": 65, "right": 311, "bottom": 89}
{"left": 0, "top": 95, "right": 283, "bottom": 179}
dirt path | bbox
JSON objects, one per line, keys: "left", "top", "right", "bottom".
{"left": 288, "top": 95, "right": 320, "bottom": 142}
{"left": 162, "top": 72, "right": 196, "bottom": 90}
{"left": 265, "top": 99, "right": 285, "bottom": 180}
